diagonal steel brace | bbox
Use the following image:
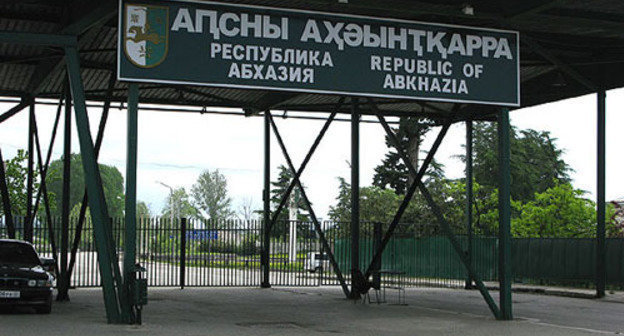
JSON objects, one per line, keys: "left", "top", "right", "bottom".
{"left": 268, "top": 112, "right": 351, "bottom": 297}
{"left": 268, "top": 98, "right": 344, "bottom": 232}
{"left": 377, "top": 111, "right": 501, "bottom": 319}
{"left": 364, "top": 113, "right": 451, "bottom": 278}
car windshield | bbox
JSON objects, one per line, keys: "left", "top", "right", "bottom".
{"left": 0, "top": 242, "right": 41, "bottom": 266}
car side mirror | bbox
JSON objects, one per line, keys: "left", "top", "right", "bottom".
{"left": 40, "top": 258, "right": 55, "bottom": 273}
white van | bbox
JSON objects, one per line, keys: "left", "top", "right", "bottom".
{"left": 304, "top": 252, "right": 330, "bottom": 273}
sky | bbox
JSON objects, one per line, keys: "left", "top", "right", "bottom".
{"left": 1, "top": 87, "right": 623, "bottom": 219}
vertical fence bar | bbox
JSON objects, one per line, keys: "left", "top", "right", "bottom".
{"left": 180, "top": 217, "right": 187, "bottom": 289}
{"left": 596, "top": 90, "right": 606, "bottom": 298}
{"left": 498, "top": 107, "right": 513, "bottom": 320}
{"left": 262, "top": 111, "right": 271, "bottom": 288}
{"left": 465, "top": 119, "right": 474, "bottom": 289}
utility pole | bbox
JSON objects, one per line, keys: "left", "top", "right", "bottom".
{"left": 288, "top": 189, "right": 298, "bottom": 263}
{"left": 157, "top": 181, "right": 175, "bottom": 226}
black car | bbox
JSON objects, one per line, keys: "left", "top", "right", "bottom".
{"left": 0, "top": 239, "right": 55, "bottom": 314}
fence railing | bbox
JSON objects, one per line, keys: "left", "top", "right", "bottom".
{"left": 1, "top": 216, "right": 622, "bottom": 290}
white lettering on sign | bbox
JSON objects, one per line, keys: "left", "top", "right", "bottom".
{"left": 210, "top": 43, "right": 334, "bottom": 68}
{"left": 172, "top": 9, "right": 514, "bottom": 60}
{"left": 121, "top": 2, "right": 519, "bottom": 107}
{"left": 228, "top": 63, "right": 314, "bottom": 83}
{"left": 383, "top": 75, "right": 468, "bottom": 94}
{"left": 172, "top": 9, "right": 289, "bottom": 40}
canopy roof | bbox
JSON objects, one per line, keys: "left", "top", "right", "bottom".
{"left": 1, "top": 0, "right": 623, "bottom": 121}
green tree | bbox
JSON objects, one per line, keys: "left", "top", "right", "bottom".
{"left": 466, "top": 122, "right": 570, "bottom": 202}
{"left": 2, "top": 149, "right": 32, "bottom": 216}
{"left": 1, "top": 149, "right": 54, "bottom": 217}
{"left": 328, "top": 177, "right": 441, "bottom": 237}
{"left": 270, "top": 165, "right": 309, "bottom": 221}
{"left": 512, "top": 182, "right": 614, "bottom": 238}
{"left": 327, "top": 177, "right": 351, "bottom": 223}
{"left": 191, "top": 169, "right": 234, "bottom": 220}
{"left": 439, "top": 179, "right": 522, "bottom": 236}
{"left": 373, "top": 117, "right": 437, "bottom": 194}
{"left": 328, "top": 178, "right": 400, "bottom": 223}
{"left": 69, "top": 202, "right": 95, "bottom": 250}
{"left": 47, "top": 154, "right": 125, "bottom": 218}
{"left": 161, "top": 187, "right": 199, "bottom": 222}
{"left": 262, "top": 165, "right": 311, "bottom": 237}
{"left": 137, "top": 201, "right": 151, "bottom": 219}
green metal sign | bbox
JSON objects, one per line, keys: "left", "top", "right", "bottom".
{"left": 118, "top": 0, "right": 520, "bottom": 106}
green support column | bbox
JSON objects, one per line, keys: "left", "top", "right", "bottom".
{"left": 57, "top": 85, "right": 71, "bottom": 302}
{"left": 498, "top": 107, "right": 512, "bottom": 320}
{"left": 64, "top": 46, "right": 122, "bottom": 323}
{"left": 25, "top": 103, "right": 35, "bottom": 242}
{"left": 350, "top": 97, "right": 360, "bottom": 299}
{"left": 123, "top": 83, "right": 139, "bottom": 322}
{"left": 465, "top": 119, "right": 474, "bottom": 289}
{"left": 596, "top": 90, "right": 606, "bottom": 298}
{"left": 261, "top": 111, "right": 271, "bottom": 288}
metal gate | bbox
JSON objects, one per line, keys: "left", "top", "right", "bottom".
{"left": 0, "top": 217, "right": 341, "bottom": 288}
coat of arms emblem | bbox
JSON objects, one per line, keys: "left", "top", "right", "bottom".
{"left": 124, "top": 4, "right": 169, "bottom": 68}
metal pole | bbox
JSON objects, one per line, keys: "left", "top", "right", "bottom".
{"left": 68, "top": 73, "right": 113, "bottom": 281}
{"left": 596, "top": 90, "right": 606, "bottom": 298}
{"left": 372, "top": 222, "right": 382, "bottom": 289}
{"left": 64, "top": 46, "right": 122, "bottom": 323}
{"left": 498, "top": 107, "right": 513, "bottom": 320}
{"left": 123, "top": 83, "right": 139, "bottom": 323}
{"left": 0, "top": 149, "right": 15, "bottom": 238}
{"left": 32, "top": 111, "right": 60, "bottom": 276}
{"left": 465, "top": 119, "right": 474, "bottom": 289}
{"left": 25, "top": 102, "right": 35, "bottom": 242}
{"left": 350, "top": 97, "right": 360, "bottom": 299}
{"left": 180, "top": 217, "right": 187, "bottom": 289}
{"left": 261, "top": 111, "right": 271, "bottom": 288}
{"left": 288, "top": 193, "right": 297, "bottom": 264}
{"left": 57, "top": 85, "right": 72, "bottom": 302}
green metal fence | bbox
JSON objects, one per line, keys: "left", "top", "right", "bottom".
{"left": 332, "top": 236, "right": 498, "bottom": 287}
{"left": 513, "top": 238, "right": 624, "bottom": 287}
{"left": 332, "top": 236, "right": 624, "bottom": 288}
{"left": 3, "top": 217, "right": 624, "bottom": 289}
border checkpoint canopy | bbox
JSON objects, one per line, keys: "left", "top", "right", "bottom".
{"left": 0, "top": 0, "right": 623, "bottom": 121}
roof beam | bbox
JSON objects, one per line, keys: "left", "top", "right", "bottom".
{"left": 247, "top": 92, "right": 301, "bottom": 115}
{"left": 541, "top": 8, "right": 624, "bottom": 25}
{"left": 0, "top": 31, "right": 76, "bottom": 47}
{"left": 506, "top": 0, "right": 563, "bottom": 19}
{"left": 175, "top": 86, "right": 244, "bottom": 106}
{"left": 519, "top": 34, "right": 599, "bottom": 91}
{"left": 60, "top": 2, "right": 117, "bottom": 35}
{"left": 25, "top": 1, "right": 117, "bottom": 97}
{"left": 0, "top": 99, "right": 30, "bottom": 124}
